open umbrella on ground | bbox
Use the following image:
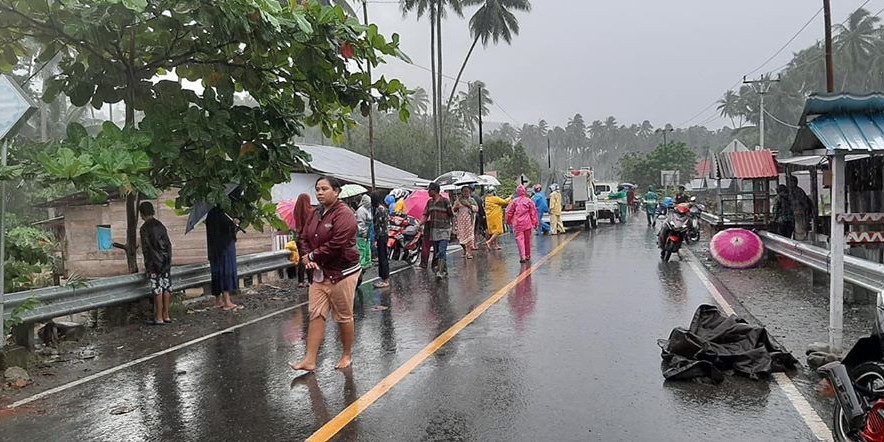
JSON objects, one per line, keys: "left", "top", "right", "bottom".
{"left": 276, "top": 199, "right": 297, "bottom": 230}
{"left": 709, "top": 228, "right": 764, "bottom": 269}
{"left": 339, "top": 184, "right": 368, "bottom": 199}
{"left": 434, "top": 171, "right": 480, "bottom": 187}
{"left": 477, "top": 175, "right": 501, "bottom": 186}
{"left": 404, "top": 189, "right": 450, "bottom": 220}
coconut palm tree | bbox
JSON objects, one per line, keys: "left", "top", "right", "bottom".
{"left": 716, "top": 90, "right": 741, "bottom": 128}
{"left": 402, "top": 0, "right": 471, "bottom": 174}
{"left": 835, "top": 7, "right": 879, "bottom": 89}
{"left": 409, "top": 87, "right": 430, "bottom": 115}
{"left": 445, "top": 0, "right": 531, "bottom": 113}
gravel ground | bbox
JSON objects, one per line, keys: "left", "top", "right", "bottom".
{"left": 0, "top": 261, "right": 407, "bottom": 406}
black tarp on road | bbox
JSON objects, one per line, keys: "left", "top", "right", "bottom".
{"left": 658, "top": 304, "right": 798, "bottom": 382}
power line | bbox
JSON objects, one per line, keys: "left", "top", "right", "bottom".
{"left": 678, "top": 0, "right": 875, "bottom": 127}
{"left": 764, "top": 109, "right": 801, "bottom": 129}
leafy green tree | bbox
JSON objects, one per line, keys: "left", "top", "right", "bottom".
{"left": 618, "top": 142, "right": 697, "bottom": 190}
{"left": 2, "top": 0, "right": 409, "bottom": 272}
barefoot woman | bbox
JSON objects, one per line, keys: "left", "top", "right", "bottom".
{"left": 290, "top": 176, "right": 362, "bottom": 371}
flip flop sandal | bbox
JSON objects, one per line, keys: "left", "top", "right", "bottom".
{"left": 146, "top": 320, "right": 164, "bottom": 326}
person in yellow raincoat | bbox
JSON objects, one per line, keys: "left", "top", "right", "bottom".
{"left": 549, "top": 183, "right": 565, "bottom": 235}
{"left": 484, "top": 186, "right": 511, "bottom": 250}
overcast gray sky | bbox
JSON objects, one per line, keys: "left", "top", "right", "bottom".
{"left": 366, "top": 0, "right": 873, "bottom": 130}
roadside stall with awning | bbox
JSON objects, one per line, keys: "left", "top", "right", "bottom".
{"left": 790, "top": 93, "right": 884, "bottom": 353}
{"left": 709, "top": 148, "right": 780, "bottom": 229}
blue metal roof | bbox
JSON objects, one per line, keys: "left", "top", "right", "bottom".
{"left": 792, "top": 93, "right": 884, "bottom": 153}
{"left": 807, "top": 113, "right": 884, "bottom": 153}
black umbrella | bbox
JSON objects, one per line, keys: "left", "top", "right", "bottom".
{"left": 185, "top": 184, "right": 242, "bottom": 234}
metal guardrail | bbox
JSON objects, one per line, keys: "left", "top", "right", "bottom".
{"left": 758, "top": 231, "right": 884, "bottom": 292}
{"left": 3, "top": 250, "right": 292, "bottom": 324}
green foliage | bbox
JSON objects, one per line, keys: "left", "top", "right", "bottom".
{"left": 4, "top": 217, "right": 58, "bottom": 293}
{"left": 1, "top": 0, "right": 410, "bottom": 230}
{"left": 4, "top": 297, "right": 40, "bottom": 337}
{"left": 618, "top": 142, "right": 697, "bottom": 190}
{"left": 25, "top": 122, "right": 157, "bottom": 202}
{"left": 494, "top": 143, "right": 540, "bottom": 183}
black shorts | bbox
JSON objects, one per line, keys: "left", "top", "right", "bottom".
{"left": 149, "top": 272, "right": 171, "bottom": 296}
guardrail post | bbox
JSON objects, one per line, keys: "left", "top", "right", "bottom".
{"left": 12, "top": 323, "right": 35, "bottom": 351}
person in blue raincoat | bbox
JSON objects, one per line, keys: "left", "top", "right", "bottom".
{"left": 531, "top": 184, "right": 551, "bottom": 235}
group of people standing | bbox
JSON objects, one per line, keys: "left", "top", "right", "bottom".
{"left": 774, "top": 176, "right": 813, "bottom": 240}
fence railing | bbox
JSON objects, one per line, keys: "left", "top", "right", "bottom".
{"left": 3, "top": 250, "right": 292, "bottom": 324}
{"left": 757, "top": 231, "right": 884, "bottom": 292}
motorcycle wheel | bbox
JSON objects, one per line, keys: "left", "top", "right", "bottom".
{"left": 661, "top": 249, "right": 671, "bottom": 262}
{"left": 408, "top": 250, "right": 420, "bottom": 265}
{"left": 833, "top": 361, "right": 884, "bottom": 441}
{"left": 689, "top": 231, "right": 700, "bottom": 242}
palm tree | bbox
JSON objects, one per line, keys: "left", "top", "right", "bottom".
{"left": 717, "top": 90, "right": 741, "bottom": 128}
{"left": 445, "top": 0, "right": 531, "bottom": 113}
{"left": 410, "top": 87, "right": 430, "bottom": 115}
{"left": 638, "top": 120, "right": 654, "bottom": 138}
{"left": 537, "top": 119, "right": 548, "bottom": 136}
{"left": 402, "top": 0, "right": 471, "bottom": 175}
{"left": 835, "top": 7, "right": 879, "bottom": 89}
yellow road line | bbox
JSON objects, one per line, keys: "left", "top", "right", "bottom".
{"left": 307, "top": 231, "right": 581, "bottom": 441}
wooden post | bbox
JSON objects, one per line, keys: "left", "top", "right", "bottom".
{"left": 810, "top": 165, "right": 819, "bottom": 244}
{"left": 830, "top": 153, "right": 846, "bottom": 353}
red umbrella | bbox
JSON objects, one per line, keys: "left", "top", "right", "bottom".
{"left": 404, "top": 190, "right": 449, "bottom": 220}
{"left": 276, "top": 199, "right": 297, "bottom": 230}
{"left": 710, "top": 228, "right": 764, "bottom": 269}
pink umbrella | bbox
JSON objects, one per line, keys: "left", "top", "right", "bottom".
{"left": 276, "top": 199, "right": 297, "bottom": 230}
{"left": 709, "top": 228, "right": 764, "bottom": 269}
{"left": 404, "top": 190, "right": 449, "bottom": 220}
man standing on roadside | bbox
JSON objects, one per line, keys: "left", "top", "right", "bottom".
{"left": 548, "top": 183, "right": 565, "bottom": 235}
{"left": 421, "top": 182, "right": 454, "bottom": 279}
{"left": 139, "top": 202, "right": 173, "bottom": 325}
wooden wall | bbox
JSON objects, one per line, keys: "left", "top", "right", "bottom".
{"left": 62, "top": 189, "right": 276, "bottom": 277}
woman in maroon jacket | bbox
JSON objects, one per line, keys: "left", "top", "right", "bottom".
{"left": 290, "top": 176, "right": 361, "bottom": 371}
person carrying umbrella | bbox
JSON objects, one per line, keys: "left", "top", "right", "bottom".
{"left": 290, "top": 176, "right": 362, "bottom": 371}
{"left": 453, "top": 185, "right": 479, "bottom": 259}
{"left": 531, "top": 184, "right": 551, "bottom": 235}
{"left": 420, "top": 182, "right": 454, "bottom": 278}
{"left": 484, "top": 186, "right": 511, "bottom": 250}
{"left": 206, "top": 206, "right": 242, "bottom": 311}
{"left": 506, "top": 185, "right": 540, "bottom": 263}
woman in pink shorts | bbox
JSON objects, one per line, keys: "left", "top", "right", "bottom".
{"left": 290, "top": 176, "right": 362, "bottom": 371}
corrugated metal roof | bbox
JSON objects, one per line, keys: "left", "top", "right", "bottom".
{"left": 713, "top": 149, "right": 779, "bottom": 179}
{"left": 696, "top": 159, "right": 712, "bottom": 178}
{"left": 298, "top": 144, "right": 428, "bottom": 189}
{"left": 807, "top": 113, "right": 884, "bottom": 153}
{"left": 792, "top": 93, "right": 884, "bottom": 153}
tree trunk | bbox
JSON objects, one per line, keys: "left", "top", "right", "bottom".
{"left": 430, "top": 7, "right": 440, "bottom": 176}
{"left": 436, "top": 4, "right": 444, "bottom": 172}
{"left": 445, "top": 34, "right": 480, "bottom": 117}
{"left": 124, "top": 30, "right": 138, "bottom": 274}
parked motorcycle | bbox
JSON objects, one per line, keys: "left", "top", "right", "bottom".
{"left": 686, "top": 197, "right": 703, "bottom": 244}
{"left": 818, "top": 292, "right": 884, "bottom": 441}
{"left": 387, "top": 214, "right": 422, "bottom": 265}
{"left": 658, "top": 204, "right": 691, "bottom": 262}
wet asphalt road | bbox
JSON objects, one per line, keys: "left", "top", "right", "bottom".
{"left": 3, "top": 221, "right": 821, "bottom": 441}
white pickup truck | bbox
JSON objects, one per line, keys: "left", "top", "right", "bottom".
{"left": 542, "top": 168, "right": 601, "bottom": 229}
{"left": 593, "top": 182, "right": 622, "bottom": 223}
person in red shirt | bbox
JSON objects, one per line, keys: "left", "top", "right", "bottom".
{"left": 290, "top": 176, "right": 361, "bottom": 371}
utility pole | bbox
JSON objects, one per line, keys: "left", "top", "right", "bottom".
{"left": 362, "top": 0, "right": 376, "bottom": 190}
{"left": 478, "top": 85, "right": 484, "bottom": 175}
{"left": 655, "top": 128, "right": 673, "bottom": 146}
{"left": 824, "top": 0, "right": 835, "bottom": 92}
{"left": 743, "top": 74, "right": 779, "bottom": 150}
{"left": 547, "top": 138, "right": 551, "bottom": 170}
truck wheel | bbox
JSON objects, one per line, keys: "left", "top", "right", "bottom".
{"left": 590, "top": 214, "right": 598, "bottom": 229}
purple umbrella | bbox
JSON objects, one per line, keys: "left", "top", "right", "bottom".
{"left": 709, "top": 228, "right": 764, "bottom": 269}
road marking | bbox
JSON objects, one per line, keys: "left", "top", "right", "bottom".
{"left": 684, "top": 253, "right": 832, "bottom": 441}
{"left": 306, "top": 232, "right": 581, "bottom": 442}
{"left": 7, "top": 301, "right": 309, "bottom": 409}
